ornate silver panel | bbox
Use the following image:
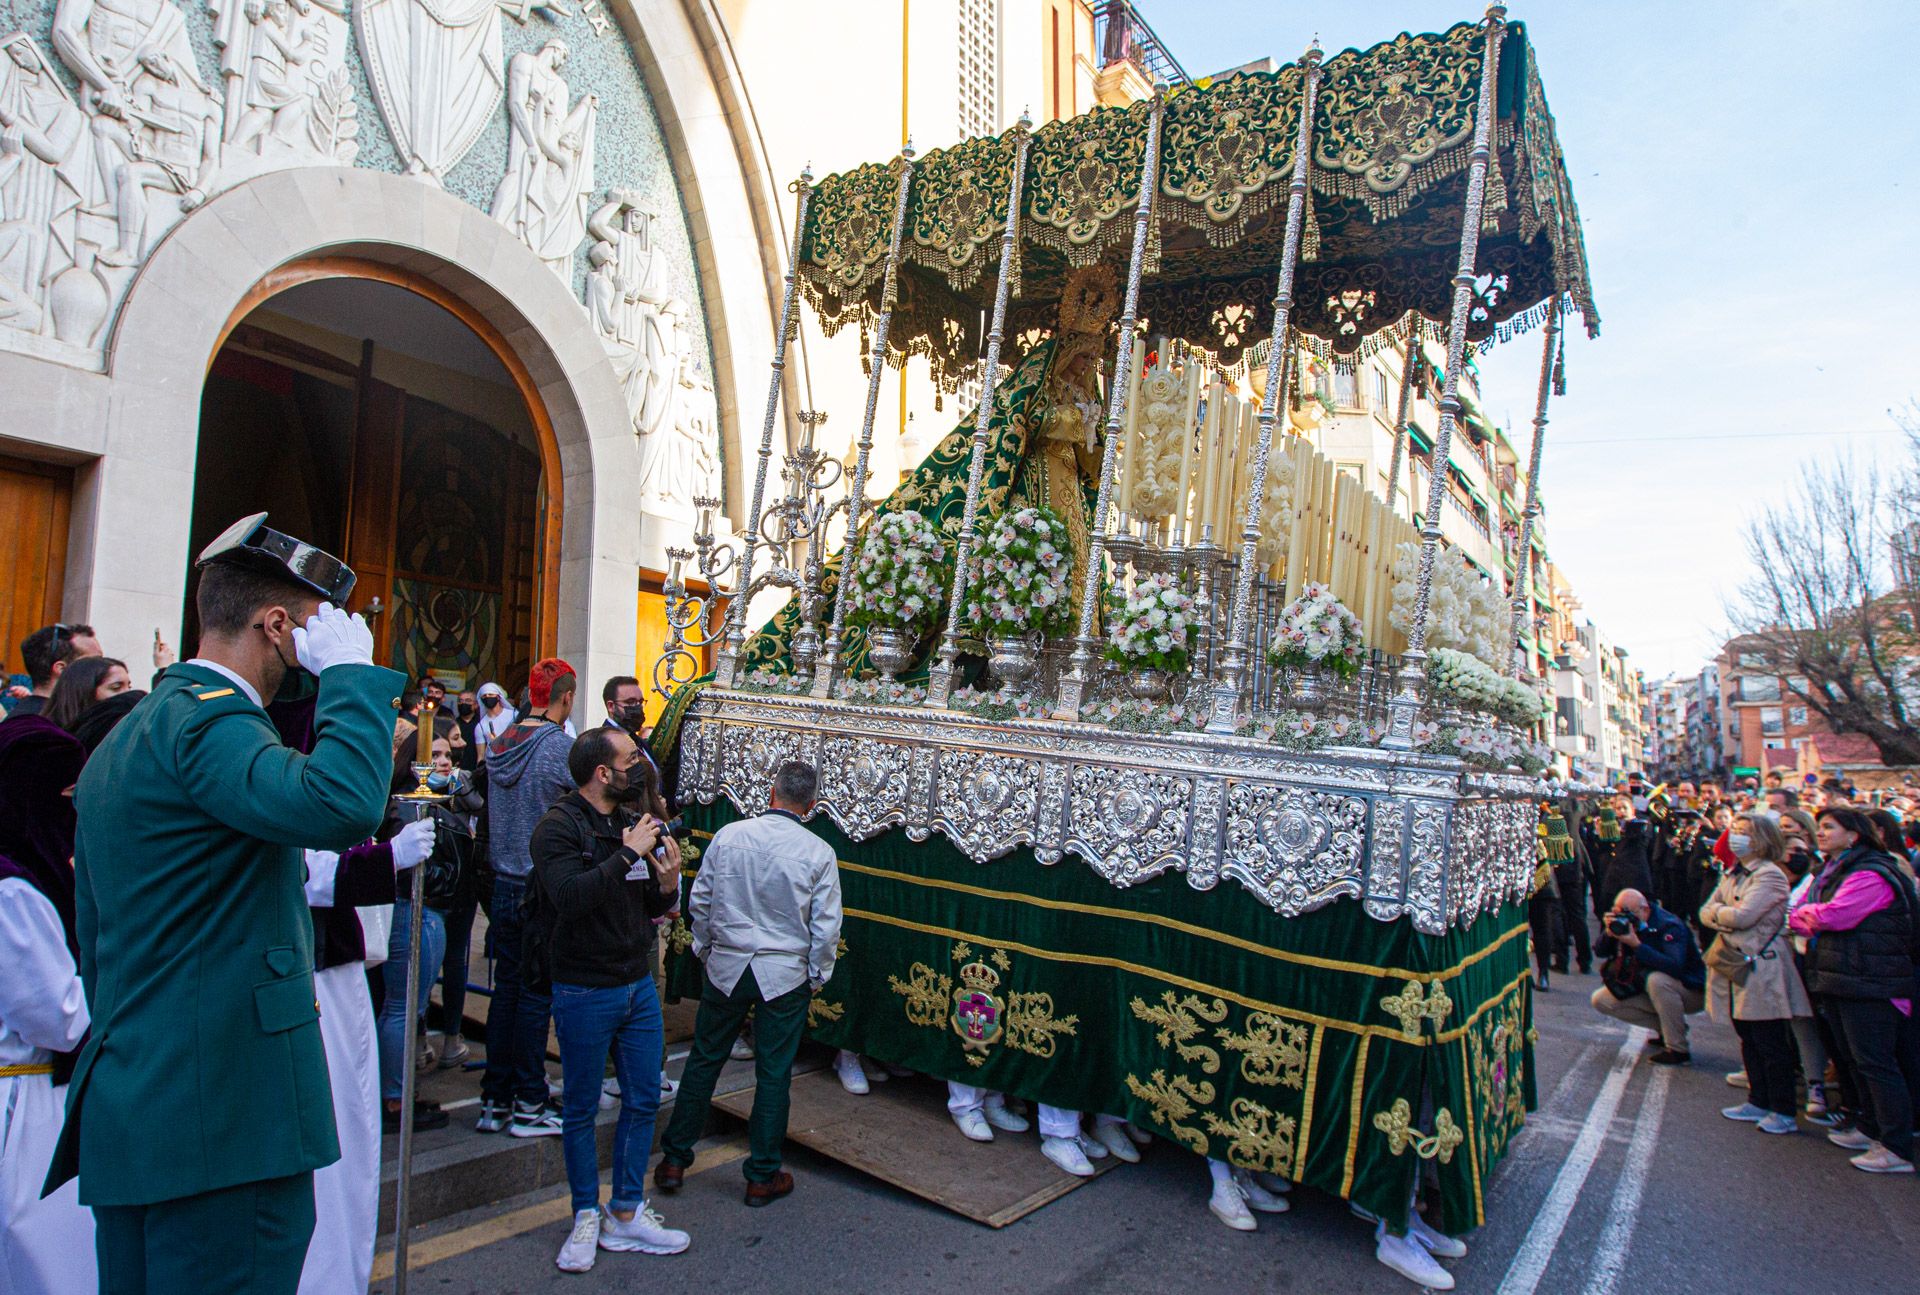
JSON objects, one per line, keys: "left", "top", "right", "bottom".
{"left": 1365, "top": 796, "right": 1410, "bottom": 922}
{"left": 816, "top": 735, "right": 912, "bottom": 840}
{"left": 681, "top": 689, "right": 1555, "bottom": 930}
{"left": 1219, "top": 783, "right": 1368, "bottom": 916}
{"left": 1405, "top": 800, "right": 1451, "bottom": 936}
{"left": 929, "top": 749, "right": 1042, "bottom": 861}
{"left": 1063, "top": 765, "right": 1193, "bottom": 887}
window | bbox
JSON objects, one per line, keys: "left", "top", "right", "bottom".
{"left": 1373, "top": 368, "right": 1391, "bottom": 410}
{"left": 1333, "top": 368, "right": 1360, "bottom": 408}
{"left": 1738, "top": 676, "right": 1781, "bottom": 703}
{"left": 1760, "top": 707, "right": 1784, "bottom": 736}
{"left": 1788, "top": 675, "right": 1809, "bottom": 694}
{"left": 1738, "top": 652, "right": 1765, "bottom": 668}
{"left": 1789, "top": 706, "right": 1808, "bottom": 727}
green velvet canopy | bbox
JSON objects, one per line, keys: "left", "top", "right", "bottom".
{"left": 797, "top": 18, "right": 1595, "bottom": 389}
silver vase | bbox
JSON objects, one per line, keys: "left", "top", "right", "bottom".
{"left": 1292, "top": 667, "right": 1332, "bottom": 710}
{"left": 866, "top": 627, "right": 913, "bottom": 681}
{"left": 1125, "top": 667, "right": 1171, "bottom": 702}
{"left": 987, "top": 634, "right": 1040, "bottom": 690}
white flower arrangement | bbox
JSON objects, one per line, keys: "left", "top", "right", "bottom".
{"left": 952, "top": 686, "right": 1048, "bottom": 721}
{"left": 842, "top": 677, "right": 928, "bottom": 707}
{"left": 1078, "top": 696, "right": 1209, "bottom": 734}
{"left": 1427, "top": 647, "right": 1549, "bottom": 725}
{"left": 844, "top": 509, "right": 949, "bottom": 636}
{"left": 1267, "top": 582, "right": 1366, "bottom": 680}
{"left": 1427, "top": 723, "right": 1552, "bottom": 773}
{"left": 1387, "top": 541, "right": 1510, "bottom": 669}
{"left": 1104, "top": 571, "right": 1199, "bottom": 672}
{"left": 739, "top": 666, "right": 809, "bottom": 695}
{"left": 964, "top": 505, "right": 1075, "bottom": 639}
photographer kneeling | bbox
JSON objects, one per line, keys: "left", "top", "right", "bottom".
{"left": 1591, "top": 887, "right": 1707, "bottom": 1064}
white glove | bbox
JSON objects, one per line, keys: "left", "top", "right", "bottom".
{"left": 304, "top": 849, "right": 341, "bottom": 907}
{"left": 292, "top": 602, "right": 375, "bottom": 674}
{"left": 391, "top": 818, "right": 435, "bottom": 872}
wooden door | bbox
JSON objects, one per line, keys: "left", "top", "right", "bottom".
{"left": 0, "top": 454, "right": 73, "bottom": 681}
{"left": 344, "top": 376, "right": 406, "bottom": 662}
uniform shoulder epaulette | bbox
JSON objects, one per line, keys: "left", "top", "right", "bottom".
{"left": 193, "top": 687, "right": 238, "bottom": 702}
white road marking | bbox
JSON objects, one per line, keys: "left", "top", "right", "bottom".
{"left": 1494, "top": 1029, "right": 1645, "bottom": 1295}
{"left": 1582, "top": 1062, "right": 1672, "bottom": 1295}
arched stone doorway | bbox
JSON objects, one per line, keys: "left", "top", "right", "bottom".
{"left": 83, "top": 166, "right": 641, "bottom": 719}
{"left": 193, "top": 268, "right": 560, "bottom": 695}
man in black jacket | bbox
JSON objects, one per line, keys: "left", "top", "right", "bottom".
{"left": 531, "top": 727, "right": 690, "bottom": 1273}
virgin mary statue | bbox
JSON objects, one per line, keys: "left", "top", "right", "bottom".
{"left": 734, "top": 263, "right": 1122, "bottom": 682}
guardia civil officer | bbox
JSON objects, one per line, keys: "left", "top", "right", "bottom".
{"left": 44, "top": 514, "right": 404, "bottom": 1294}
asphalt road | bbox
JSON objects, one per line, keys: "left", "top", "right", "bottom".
{"left": 373, "top": 977, "right": 1920, "bottom": 1294}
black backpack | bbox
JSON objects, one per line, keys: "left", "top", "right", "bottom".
{"left": 519, "top": 862, "right": 560, "bottom": 995}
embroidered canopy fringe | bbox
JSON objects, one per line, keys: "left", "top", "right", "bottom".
{"left": 791, "top": 18, "right": 1595, "bottom": 396}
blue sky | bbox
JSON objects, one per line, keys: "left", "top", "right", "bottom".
{"left": 1147, "top": 1, "right": 1920, "bottom": 679}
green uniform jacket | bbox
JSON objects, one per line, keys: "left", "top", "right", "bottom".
{"left": 45, "top": 661, "right": 403, "bottom": 1206}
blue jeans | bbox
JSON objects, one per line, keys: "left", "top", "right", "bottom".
{"left": 550, "top": 979, "right": 664, "bottom": 1213}
{"left": 481, "top": 876, "right": 552, "bottom": 1107}
{"left": 438, "top": 894, "right": 478, "bottom": 1038}
{"left": 379, "top": 900, "right": 446, "bottom": 1102}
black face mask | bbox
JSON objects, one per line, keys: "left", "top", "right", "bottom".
{"left": 265, "top": 625, "right": 317, "bottom": 704}
{"left": 458, "top": 702, "right": 477, "bottom": 720}
{"left": 609, "top": 766, "right": 648, "bottom": 804}
{"left": 611, "top": 702, "right": 646, "bottom": 730}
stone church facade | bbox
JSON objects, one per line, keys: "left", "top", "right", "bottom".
{"left": 0, "top": 0, "right": 786, "bottom": 712}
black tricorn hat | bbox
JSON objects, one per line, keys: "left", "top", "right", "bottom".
{"left": 195, "top": 512, "right": 356, "bottom": 604}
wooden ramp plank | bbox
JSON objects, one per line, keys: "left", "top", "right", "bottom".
{"left": 713, "top": 1069, "right": 1118, "bottom": 1227}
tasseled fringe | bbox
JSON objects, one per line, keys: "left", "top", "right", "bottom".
{"left": 1594, "top": 807, "right": 1621, "bottom": 842}
{"left": 1538, "top": 813, "right": 1574, "bottom": 861}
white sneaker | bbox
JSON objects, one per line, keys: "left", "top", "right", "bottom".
{"left": 1757, "top": 1112, "right": 1797, "bottom": 1136}
{"left": 1232, "top": 1169, "right": 1289, "bottom": 1213}
{"left": 1828, "top": 1127, "right": 1875, "bottom": 1151}
{"left": 474, "top": 1099, "right": 509, "bottom": 1134}
{"left": 834, "top": 1050, "right": 870, "bottom": 1095}
{"left": 952, "top": 1109, "right": 994, "bottom": 1142}
{"left": 1725, "top": 1069, "right": 1749, "bottom": 1089}
{"left": 1090, "top": 1119, "right": 1141, "bottom": 1163}
{"left": 417, "top": 1040, "right": 437, "bottom": 1072}
{"left": 1721, "top": 1102, "right": 1767, "bottom": 1123}
{"left": 1076, "top": 1131, "right": 1109, "bottom": 1161}
{"left": 600, "top": 1077, "right": 619, "bottom": 1111}
{"left": 1042, "top": 1135, "right": 1096, "bottom": 1177}
{"left": 598, "top": 1203, "right": 691, "bottom": 1254}
{"left": 1208, "top": 1180, "right": 1256, "bottom": 1231}
{"left": 1123, "top": 1121, "right": 1154, "bottom": 1146}
{"left": 1850, "top": 1145, "right": 1916, "bottom": 1174}
{"left": 438, "top": 1037, "right": 471, "bottom": 1069}
{"left": 1407, "top": 1211, "right": 1467, "bottom": 1258}
{"left": 556, "top": 1208, "right": 600, "bottom": 1272}
{"left": 730, "top": 1034, "right": 755, "bottom": 1061}
{"left": 1251, "top": 1170, "right": 1292, "bottom": 1195}
{"left": 982, "top": 1101, "right": 1030, "bottom": 1133}
{"left": 511, "top": 1101, "right": 563, "bottom": 1138}
{"left": 865, "top": 1057, "right": 891, "bottom": 1083}
{"left": 660, "top": 1075, "right": 679, "bottom": 1101}
{"left": 1376, "top": 1222, "right": 1455, "bottom": 1290}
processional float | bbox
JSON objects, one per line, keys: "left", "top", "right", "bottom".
{"left": 653, "top": 5, "right": 1598, "bottom": 1233}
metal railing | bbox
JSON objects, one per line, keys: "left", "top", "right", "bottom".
{"left": 1093, "top": 0, "right": 1192, "bottom": 86}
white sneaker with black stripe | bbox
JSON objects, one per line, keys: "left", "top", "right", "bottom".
{"left": 510, "top": 1100, "right": 563, "bottom": 1138}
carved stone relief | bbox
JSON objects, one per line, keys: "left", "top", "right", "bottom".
{"left": 490, "top": 37, "right": 593, "bottom": 278}
{"left": 210, "top": 0, "right": 360, "bottom": 185}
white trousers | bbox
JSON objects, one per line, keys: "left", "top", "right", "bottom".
{"left": 299, "top": 963, "right": 381, "bottom": 1295}
{"left": 945, "top": 1083, "right": 1081, "bottom": 1139}
{"left": 0, "top": 1073, "right": 96, "bottom": 1295}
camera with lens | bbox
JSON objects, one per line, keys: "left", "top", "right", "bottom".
{"left": 1606, "top": 913, "right": 1635, "bottom": 937}
{"left": 662, "top": 815, "right": 689, "bottom": 840}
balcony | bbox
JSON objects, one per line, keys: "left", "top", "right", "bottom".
{"left": 1093, "top": 1, "right": 1192, "bottom": 86}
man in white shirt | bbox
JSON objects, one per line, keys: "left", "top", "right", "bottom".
{"left": 652, "top": 761, "right": 840, "bottom": 1207}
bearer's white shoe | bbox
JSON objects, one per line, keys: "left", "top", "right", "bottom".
{"left": 556, "top": 1209, "right": 600, "bottom": 1273}
{"left": 1407, "top": 1211, "right": 1467, "bottom": 1258}
{"left": 1123, "top": 1121, "right": 1153, "bottom": 1146}
{"left": 1376, "top": 1221, "right": 1455, "bottom": 1290}
{"left": 982, "top": 1101, "right": 1030, "bottom": 1133}
{"left": 1042, "top": 1134, "right": 1096, "bottom": 1176}
{"left": 598, "top": 1203, "right": 690, "bottom": 1254}
{"left": 834, "top": 1050, "right": 870, "bottom": 1095}
{"left": 1090, "top": 1119, "right": 1141, "bottom": 1163}
{"left": 1076, "top": 1131, "right": 1109, "bottom": 1161}
{"left": 1232, "top": 1169, "right": 1289, "bottom": 1214}
{"left": 952, "top": 1109, "right": 994, "bottom": 1142}
{"left": 1251, "top": 1170, "right": 1292, "bottom": 1195}
{"left": 1208, "top": 1179, "right": 1256, "bottom": 1231}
